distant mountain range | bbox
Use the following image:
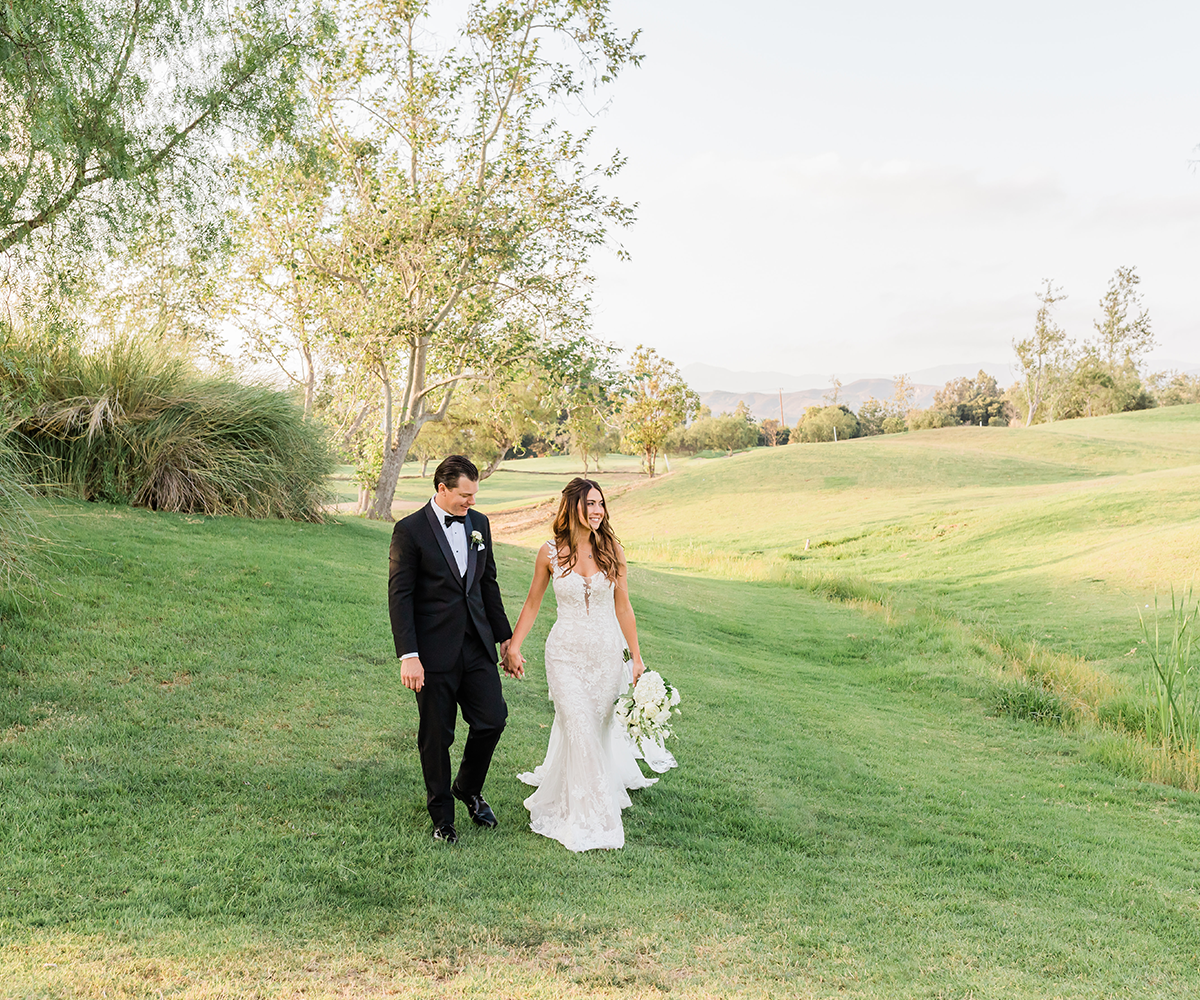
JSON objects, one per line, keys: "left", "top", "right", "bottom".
{"left": 700, "top": 379, "right": 939, "bottom": 425}
{"left": 681, "top": 361, "right": 1015, "bottom": 395}
{"left": 687, "top": 359, "right": 1200, "bottom": 424}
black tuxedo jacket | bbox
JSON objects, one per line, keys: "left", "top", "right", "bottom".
{"left": 388, "top": 503, "right": 513, "bottom": 672}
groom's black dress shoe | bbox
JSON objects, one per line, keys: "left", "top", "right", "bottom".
{"left": 432, "top": 824, "right": 458, "bottom": 844}
{"left": 453, "top": 786, "right": 498, "bottom": 828}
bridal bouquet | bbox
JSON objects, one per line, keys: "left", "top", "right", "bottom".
{"left": 615, "top": 670, "right": 681, "bottom": 768}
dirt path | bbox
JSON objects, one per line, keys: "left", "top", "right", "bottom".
{"left": 489, "top": 471, "right": 671, "bottom": 542}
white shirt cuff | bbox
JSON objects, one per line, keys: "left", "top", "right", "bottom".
{"left": 401, "top": 652, "right": 419, "bottom": 660}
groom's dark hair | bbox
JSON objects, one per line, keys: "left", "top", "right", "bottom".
{"left": 434, "top": 454, "right": 479, "bottom": 490}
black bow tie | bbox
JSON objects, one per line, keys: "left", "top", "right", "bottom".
{"left": 443, "top": 513, "right": 466, "bottom": 526}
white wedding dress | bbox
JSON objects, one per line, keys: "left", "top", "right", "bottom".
{"left": 517, "top": 550, "right": 666, "bottom": 851}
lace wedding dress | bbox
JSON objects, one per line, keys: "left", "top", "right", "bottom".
{"left": 517, "top": 550, "right": 662, "bottom": 851}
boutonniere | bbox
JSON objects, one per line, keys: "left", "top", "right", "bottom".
{"left": 469, "top": 529, "right": 485, "bottom": 551}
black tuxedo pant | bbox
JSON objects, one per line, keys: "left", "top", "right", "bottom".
{"left": 414, "top": 627, "right": 508, "bottom": 828}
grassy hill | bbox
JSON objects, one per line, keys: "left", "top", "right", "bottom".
{"left": 583, "top": 406, "right": 1200, "bottom": 677}
{"left": 3, "top": 407, "right": 1200, "bottom": 997}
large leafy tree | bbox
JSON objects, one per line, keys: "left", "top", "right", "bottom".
{"left": 0, "top": 0, "right": 316, "bottom": 262}
{"left": 268, "top": 0, "right": 640, "bottom": 519}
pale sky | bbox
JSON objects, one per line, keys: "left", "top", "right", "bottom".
{"left": 581, "top": 0, "right": 1200, "bottom": 378}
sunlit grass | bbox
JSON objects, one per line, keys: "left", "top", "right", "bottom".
{"left": 329, "top": 453, "right": 665, "bottom": 511}
{"left": 5, "top": 502, "right": 1200, "bottom": 997}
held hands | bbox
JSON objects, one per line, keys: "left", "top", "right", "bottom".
{"left": 500, "top": 640, "right": 526, "bottom": 680}
{"left": 400, "top": 656, "right": 425, "bottom": 693}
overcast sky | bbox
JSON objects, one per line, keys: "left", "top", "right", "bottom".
{"left": 577, "top": 0, "right": 1200, "bottom": 379}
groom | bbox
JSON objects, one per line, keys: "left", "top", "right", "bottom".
{"left": 388, "top": 454, "right": 519, "bottom": 844}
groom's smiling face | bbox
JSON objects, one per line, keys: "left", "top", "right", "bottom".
{"left": 435, "top": 475, "right": 479, "bottom": 516}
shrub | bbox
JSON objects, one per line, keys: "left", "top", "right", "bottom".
{"left": 907, "top": 408, "right": 957, "bottom": 431}
{"left": 795, "top": 405, "right": 860, "bottom": 443}
{"left": 1, "top": 331, "right": 333, "bottom": 521}
{"left": 1154, "top": 372, "right": 1200, "bottom": 407}
{"left": 856, "top": 397, "right": 887, "bottom": 436}
{"left": 666, "top": 410, "right": 758, "bottom": 455}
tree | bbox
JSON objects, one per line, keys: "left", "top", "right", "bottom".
{"left": 566, "top": 399, "right": 613, "bottom": 473}
{"left": 620, "top": 345, "right": 697, "bottom": 476}
{"left": 907, "top": 407, "right": 957, "bottom": 430}
{"left": 286, "top": 0, "right": 640, "bottom": 519}
{"left": 0, "top": 0, "right": 313, "bottom": 261}
{"left": 406, "top": 418, "right": 467, "bottom": 481}
{"left": 759, "top": 418, "right": 783, "bottom": 446}
{"left": 1013, "top": 279, "right": 1070, "bottom": 426}
{"left": 795, "top": 404, "right": 859, "bottom": 443}
{"left": 706, "top": 410, "right": 759, "bottom": 455}
{"left": 855, "top": 374, "right": 915, "bottom": 435}
{"left": 227, "top": 144, "right": 339, "bottom": 420}
{"left": 1095, "top": 265, "right": 1153, "bottom": 369}
{"left": 933, "top": 370, "right": 1006, "bottom": 426}
{"left": 451, "top": 362, "right": 559, "bottom": 480}
{"left": 561, "top": 342, "right": 624, "bottom": 473}
{"left": 1056, "top": 267, "right": 1155, "bottom": 419}
{"left": 856, "top": 397, "right": 887, "bottom": 436}
{"left": 1152, "top": 371, "right": 1200, "bottom": 407}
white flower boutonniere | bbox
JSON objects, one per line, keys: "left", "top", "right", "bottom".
{"left": 469, "top": 529, "right": 485, "bottom": 551}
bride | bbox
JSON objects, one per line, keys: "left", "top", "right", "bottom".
{"left": 503, "top": 477, "right": 670, "bottom": 851}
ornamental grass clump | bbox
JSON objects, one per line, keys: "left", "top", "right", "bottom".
{"left": 0, "top": 437, "right": 38, "bottom": 589}
{"left": 2, "top": 333, "right": 333, "bottom": 520}
{"left": 1139, "top": 586, "right": 1200, "bottom": 752}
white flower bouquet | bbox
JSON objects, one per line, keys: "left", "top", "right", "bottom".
{"left": 615, "top": 669, "right": 681, "bottom": 772}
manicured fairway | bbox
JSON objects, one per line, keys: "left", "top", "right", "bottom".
{"left": 328, "top": 454, "right": 653, "bottom": 512}
{"left": 572, "top": 406, "right": 1200, "bottom": 686}
{"left": 3, "top": 502, "right": 1200, "bottom": 998}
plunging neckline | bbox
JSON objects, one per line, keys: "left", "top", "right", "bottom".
{"left": 548, "top": 542, "right": 604, "bottom": 582}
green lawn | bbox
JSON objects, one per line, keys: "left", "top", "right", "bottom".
{"left": 4, "top": 486, "right": 1200, "bottom": 997}
{"left": 585, "top": 406, "right": 1200, "bottom": 685}
{"left": 329, "top": 453, "right": 654, "bottom": 510}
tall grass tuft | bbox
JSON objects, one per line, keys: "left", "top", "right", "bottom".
{"left": 1139, "top": 586, "right": 1200, "bottom": 751}
{"left": 0, "top": 437, "right": 38, "bottom": 591}
{"left": 1, "top": 331, "right": 333, "bottom": 521}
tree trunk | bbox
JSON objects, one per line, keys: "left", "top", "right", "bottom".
{"left": 479, "top": 440, "right": 512, "bottom": 481}
{"left": 421, "top": 457, "right": 430, "bottom": 477}
{"left": 302, "top": 340, "right": 316, "bottom": 419}
{"left": 368, "top": 422, "right": 422, "bottom": 520}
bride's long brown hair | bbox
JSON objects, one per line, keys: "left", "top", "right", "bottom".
{"left": 552, "top": 477, "right": 620, "bottom": 580}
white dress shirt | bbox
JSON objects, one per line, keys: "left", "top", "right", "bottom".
{"left": 402, "top": 498, "right": 469, "bottom": 661}
{"left": 432, "top": 496, "right": 470, "bottom": 577}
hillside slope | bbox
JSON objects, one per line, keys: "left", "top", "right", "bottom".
{"left": 594, "top": 405, "right": 1200, "bottom": 673}
{"left": 3, "top": 503, "right": 1200, "bottom": 997}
